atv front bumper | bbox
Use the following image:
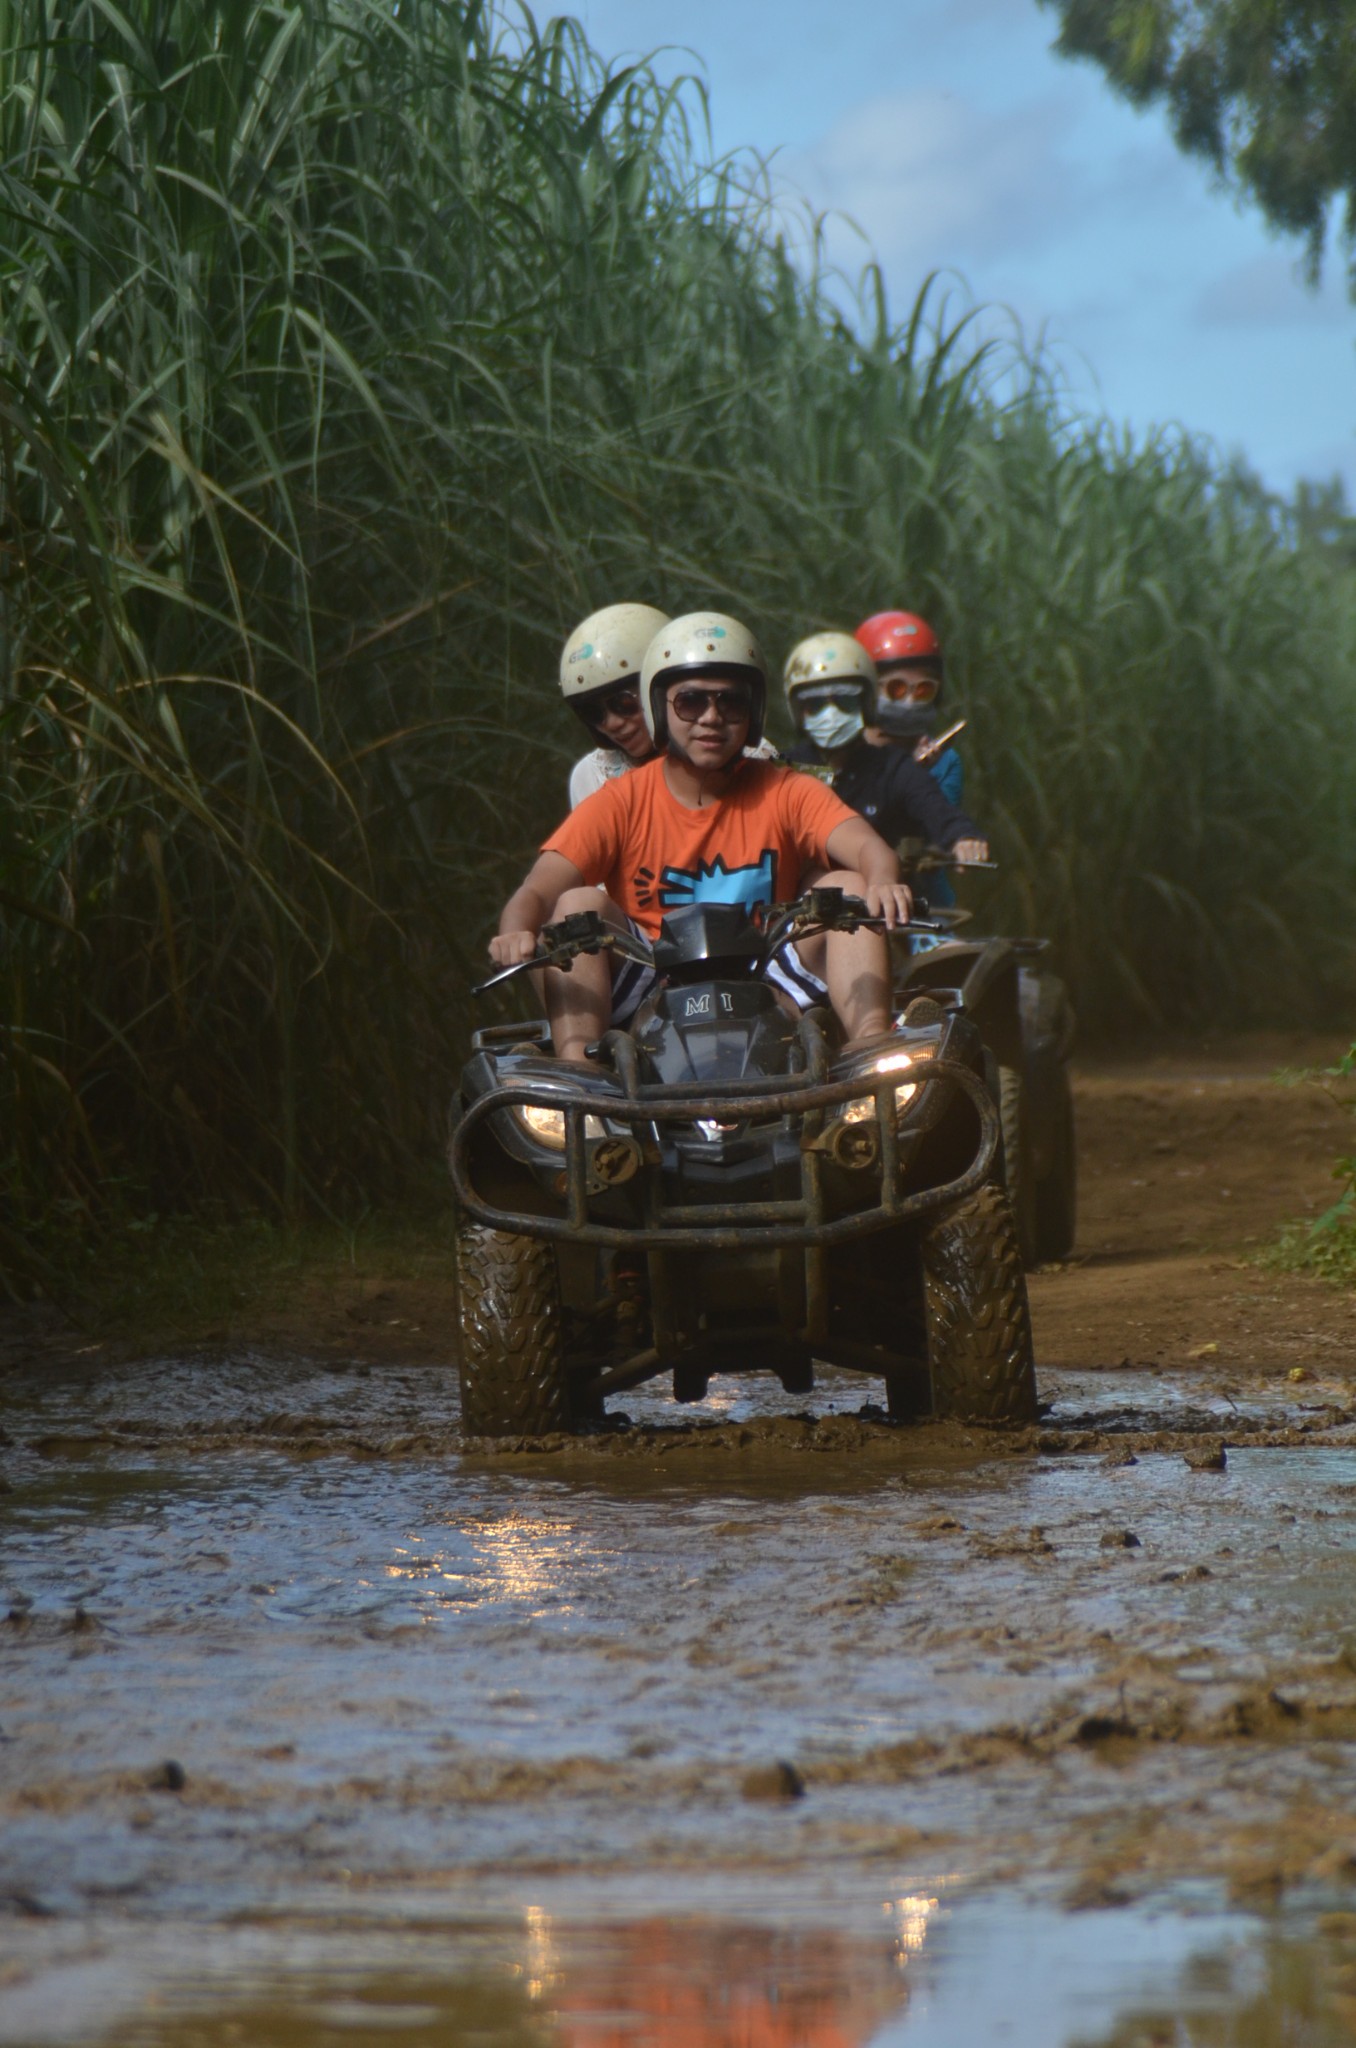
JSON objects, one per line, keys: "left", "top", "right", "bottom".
{"left": 448, "top": 1056, "right": 999, "bottom": 1250}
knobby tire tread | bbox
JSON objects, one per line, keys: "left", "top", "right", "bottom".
{"left": 923, "top": 1183, "right": 1038, "bottom": 1422}
{"left": 455, "top": 1224, "right": 571, "bottom": 1436}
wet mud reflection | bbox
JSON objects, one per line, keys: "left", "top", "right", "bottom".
{"left": 6, "top": 1350, "right": 1356, "bottom": 2043}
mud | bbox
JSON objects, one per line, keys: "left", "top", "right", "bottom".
{"left": 5, "top": 1036, "right": 1356, "bottom": 2045}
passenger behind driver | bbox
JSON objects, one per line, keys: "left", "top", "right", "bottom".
{"left": 854, "top": 610, "right": 961, "bottom": 797}
{"left": 852, "top": 611, "right": 968, "bottom": 905}
{"left": 560, "top": 603, "right": 670, "bottom": 809}
{"left": 491, "top": 613, "right": 912, "bottom": 1063}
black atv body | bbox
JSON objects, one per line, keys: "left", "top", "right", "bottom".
{"left": 448, "top": 894, "right": 1037, "bottom": 1436}
{"left": 894, "top": 917, "right": 1077, "bottom": 1267}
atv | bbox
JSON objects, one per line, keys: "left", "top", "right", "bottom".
{"left": 896, "top": 851, "right": 1077, "bottom": 1269}
{"left": 447, "top": 889, "right": 1037, "bottom": 1436}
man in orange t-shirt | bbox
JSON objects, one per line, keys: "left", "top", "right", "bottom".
{"left": 490, "top": 612, "right": 913, "bottom": 1063}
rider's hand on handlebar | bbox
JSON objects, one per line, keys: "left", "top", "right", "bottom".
{"left": 951, "top": 839, "right": 990, "bottom": 865}
{"left": 489, "top": 928, "right": 540, "bottom": 968}
{"left": 863, "top": 881, "right": 913, "bottom": 930}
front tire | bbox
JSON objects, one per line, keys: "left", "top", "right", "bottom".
{"left": 455, "top": 1224, "right": 572, "bottom": 1436}
{"left": 921, "top": 1184, "right": 1038, "bottom": 1422}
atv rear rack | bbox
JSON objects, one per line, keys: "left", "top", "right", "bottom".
{"left": 449, "top": 1055, "right": 999, "bottom": 1251}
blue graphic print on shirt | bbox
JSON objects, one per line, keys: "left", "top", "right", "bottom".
{"left": 657, "top": 849, "right": 778, "bottom": 911}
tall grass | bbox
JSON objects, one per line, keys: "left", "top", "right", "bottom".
{"left": 1, "top": 0, "right": 1354, "bottom": 1278}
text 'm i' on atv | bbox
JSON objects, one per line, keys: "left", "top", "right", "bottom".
{"left": 448, "top": 889, "right": 1037, "bottom": 1436}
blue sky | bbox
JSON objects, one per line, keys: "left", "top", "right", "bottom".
{"left": 573, "top": 0, "right": 1355, "bottom": 499}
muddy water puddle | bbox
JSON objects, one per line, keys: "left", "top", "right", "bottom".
{"left": 8, "top": 1892, "right": 1356, "bottom": 2046}
{"left": 6, "top": 1351, "right": 1356, "bottom": 2042}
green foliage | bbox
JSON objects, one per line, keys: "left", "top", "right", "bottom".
{"left": 1270, "top": 1042, "right": 1356, "bottom": 1286}
{"left": 1039, "top": 0, "right": 1356, "bottom": 277}
{"left": 2, "top": 0, "right": 1355, "bottom": 1280}
{"left": 53, "top": 1202, "right": 458, "bottom": 1348}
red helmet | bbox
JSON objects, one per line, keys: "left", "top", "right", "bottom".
{"left": 854, "top": 611, "right": 942, "bottom": 665}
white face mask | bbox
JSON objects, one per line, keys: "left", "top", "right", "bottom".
{"left": 802, "top": 703, "right": 864, "bottom": 752}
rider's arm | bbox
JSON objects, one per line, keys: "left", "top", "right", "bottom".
{"left": 886, "top": 753, "right": 988, "bottom": 863}
{"left": 824, "top": 815, "right": 913, "bottom": 931}
{"left": 490, "top": 850, "right": 585, "bottom": 967}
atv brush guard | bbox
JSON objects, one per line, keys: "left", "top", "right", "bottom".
{"left": 449, "top": 1056, "right": 998, "bottom": 1249}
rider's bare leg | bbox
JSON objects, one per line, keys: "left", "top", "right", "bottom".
{"left": 791, "top": 867, "right": 893, "bottom": 1044}
{"left": 543, "top": 887, "right": 630, "bottom": 1063}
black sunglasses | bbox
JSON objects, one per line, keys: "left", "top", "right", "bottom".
{"left": 668, "top": 685, "right": 753, "bottom": 724}
{"left": 798, "top": 685, "right": 864, "bottom": 710}
{"left": 588, "top": 685, "right": 641, "bottom": 722}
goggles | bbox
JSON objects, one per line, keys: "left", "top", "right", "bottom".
{"left": 878, "top": 668, "right": 941, "bottom": 705}
{"left": 668, "top": 685, "right": 753, "bottom": 724}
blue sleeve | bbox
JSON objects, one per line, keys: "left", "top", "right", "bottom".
{"left": 930, "top": 747, "right": 963, "bottom": 807}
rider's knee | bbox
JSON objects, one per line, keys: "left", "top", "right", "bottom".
{"left": 551, "top": 884, "right": 608, "bottom": 919}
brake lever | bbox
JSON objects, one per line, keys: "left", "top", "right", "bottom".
{"left": 472, "top": 923, "right": 655, "bottom": 998}
{"left": 471, "top": 954, "right": 552, "bottom": 997}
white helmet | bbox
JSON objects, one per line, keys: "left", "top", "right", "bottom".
{"left": 559, "top": 604, "right": 670, "bottom": 730}
{"left": 639, "top": 612, "right": 768, "bottom": 748}
{"left": 782, "top": 632, "right": 877, "bottom": 721}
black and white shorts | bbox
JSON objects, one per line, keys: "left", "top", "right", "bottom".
{"left": 610, "top": 916, "right": 659, "bottom": 1027}
{"left": 764, "top": 945, "right": 829, "bottom": 1012}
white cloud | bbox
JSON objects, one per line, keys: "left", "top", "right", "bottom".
{"left": 1194, "top": 250, "right": 1350, "bottom": 329}
{"left": 779, "top": 87, "right": 1087, "bottom": 281}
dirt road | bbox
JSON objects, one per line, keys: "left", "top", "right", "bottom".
{"left": 4, "top": 1038, "right": 1356, "bottom": 2046}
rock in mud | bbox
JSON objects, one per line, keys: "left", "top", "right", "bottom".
{"left": 740, "top": 1760, "right": 804, "bottom": 1803}
{"left": 1101, "top": 1447, "right": 1139, "bottom": 1468}
{"left": 1184, "top": 1439, "right": 1228, "bottom": 1471}
{"left": 146, "top": 1759, "right": 187, "bottom": 1792}
{"left": 1099, "top": 1529, "right": 1141, "bottom": 1549}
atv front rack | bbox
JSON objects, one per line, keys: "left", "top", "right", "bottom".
{"left": 449, "top": 1055, "right": 999, "bottom": 1251}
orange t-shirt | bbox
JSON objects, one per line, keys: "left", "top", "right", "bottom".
{"left": 542, "top": 755, "right": 860, "bottom": 938}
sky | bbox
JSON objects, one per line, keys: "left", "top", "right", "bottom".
{"left": 572, "top": 0, "right": 1356, "bottom": 500}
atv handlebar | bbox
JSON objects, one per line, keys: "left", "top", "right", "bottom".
{"left": 472, "top": 910, "right": 653, "bottom": 997}
{"left": 473, "top": 890, "right": 946, "bottom": 999}
{"left": 904, "top": 845, "right": 997, "bottom": 875}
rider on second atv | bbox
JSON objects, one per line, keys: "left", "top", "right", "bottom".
{"left": 781, "top": 632, "right": 989, "bottom": 899}
{"left": 491, "top": 613, "right": 914, "bottom": 1063}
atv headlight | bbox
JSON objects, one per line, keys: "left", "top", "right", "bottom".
{"left": 841, "top": 1048, "right": 930, "bottom": 1121}
{"left": 516, "top": 1103, "right": 567, "bottom": 1149}
{"left": 513, "top": 1104, "right": 605, "bottom": 1150}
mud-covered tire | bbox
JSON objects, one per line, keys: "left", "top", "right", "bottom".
{"left": 998, "top": 1063, "right": 1040, "bottom": 1268}
{"left": 454, "top": 1224, "right": 572, "bottom": 1436}
{"left": 921, "top": 1184, "right": 1038, "bottom": 1422}
{"left": 1032, "top": 1067, "right": 1077, "bottom": 1264}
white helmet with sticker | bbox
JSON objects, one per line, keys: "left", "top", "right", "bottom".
{"left": 559, "top": 604, "right": 670, "bottom": 729}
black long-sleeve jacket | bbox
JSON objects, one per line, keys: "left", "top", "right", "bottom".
{"left": 784, "top": 739, "right": 980, "bottom": 849}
